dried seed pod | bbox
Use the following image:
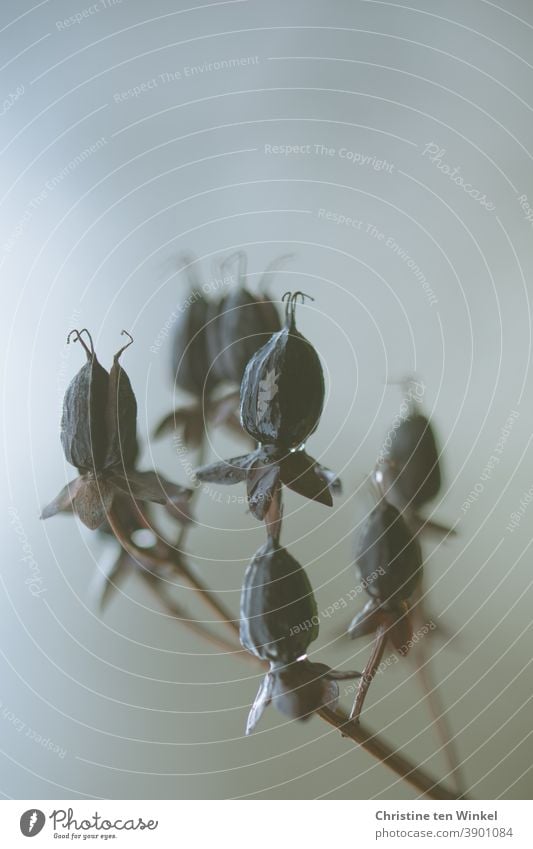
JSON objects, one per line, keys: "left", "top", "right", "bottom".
{"left": 356, "top": 496, "right": 422, "bottom": 609}
{"left": 170, "top": 290, "right": 212, "bottom": 396}
{"left": 240, "top": 536, "right": 318, "bottom": 663}
{"left": 240, "top": 291, "right": 324, "bottom": 448}
{"left": 104, "top": 331, "right": 138, "bottom": 470}
{"left": 44, "top": 330, "right": 193, "bottom": 531}
{"left": 213, "top": 252, "right": 282, "bottom": 384}
{"left": 384, "top": 411, "right": 441, "bottom": 510}
{"left": 205, "top": 293, "right": 230, "bottom": 384}
{"left": 60, "top": 330, "right": 109, "bottom": 472}
{"left": 241, "top": 538, "right": 360, "bottom": 733}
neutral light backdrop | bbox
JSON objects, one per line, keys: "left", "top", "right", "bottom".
{"left": 1, "top": 0, "right": 532, "bottom": 800}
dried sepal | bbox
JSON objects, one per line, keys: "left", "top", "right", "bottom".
{"left": 195, "top": 446, "right": 339, "bottom": 516}
{"left": 40, "top": 477, "right": 83, "bottom": 519}
{"left": 279, "top": 450, "right": 334, "bottom": 507}
{"left": 195, "top": 451, "right": 259, "bottom": 484}
{"left": 246, "top": 659, "right": 360, "bottom": 733}
{"left": 71, "top": 477, "right": 115, "bottom": 530}
{"left": 246, "top": 461, "right": 280, "bottom": 520}
{"left": 245, "top": 673, "right": 275, "bottom": 734}
{"left": 110, "top": 469, "right": 192, "bottom": 508}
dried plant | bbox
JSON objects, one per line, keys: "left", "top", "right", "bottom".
{"left": 41, "top": 256, "right": 466, "bottom": 801}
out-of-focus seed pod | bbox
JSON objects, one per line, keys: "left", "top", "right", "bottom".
{"left": 170, "top": 290, "right": 212, "bottom": 396}
{"left": 240, "top": 291, "right": 324, "bottom": 448}
{"left": 384, "top": 411, "right": 441, "bottom": 510}
{"left": 205, "top": 293, "right": 229, "bottom": 384}
{"left": 60, "top": 329, "right": 109, "bottom": 473}
{"left": 214, "top": 252, "right": 283, "bottom": 385}
{"left": 240, "top": 536, "right": 318, "bottom": 663}
{"left": 105, "top": 331, "right": 138, "bottom": 470}
{"left": 356, "top": 497, "right": 422, "bottom": 609}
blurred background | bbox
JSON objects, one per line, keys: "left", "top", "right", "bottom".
{"left": 1, "top": 0, "right": 532, "bottom": 800}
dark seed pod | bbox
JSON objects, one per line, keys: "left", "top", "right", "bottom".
{"left": 240, "top": 291, "right": 324, "bottom": 448}
{"left": 170, "top": 259, "right": 216, "bottom": 396}
{"left": 60, "top": 330, "right": 109, "bottom": 473}
{"left": 205, "top": 293, "right": 230, "bottom": 384}
{"left": 357, "top": 497, "right": 422, "bottom": 609}
{"left": 384, "top": 412, "right": 441, "bottom": 510}
{"left": 171, "top": 291, "right": 212, "bottom": 396}
{"left": 105, "top": 331, "right": 138, "bottom": 470}
{"left": 240, "top": 536, "right": 318, "bottom": 663}
{"left": 214, "top": 253, "right": 282, "bottom": 384}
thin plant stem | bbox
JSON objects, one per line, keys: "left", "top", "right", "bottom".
{"left": 106, "top": 507, "right": 244, "bottom": 657}
{"left": 317, "top": 707, "right": 462, "bottom": 800}
{"left": 140, "top": 571, "right": 251, "bottom": 660}
{"left": 350, "top": 622, "right": 389, "bottom": 722}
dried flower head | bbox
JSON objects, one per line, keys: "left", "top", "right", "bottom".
{"left": 348, "top": 477, "right": 423, "bottom": 654}
{"left": 195, "top": 292, "right": 339, "bottom": 519}
{"left": 210, "top": 252, "right": 283, "bottom": 385}
{"left": 240, "top": 291, "right": 324, "bottom": 448}
{"left": 240, "top": 536, "right": 359, "bottom": 732}
{"left": 41, "top": 329, "right": 191, "bottom": 530}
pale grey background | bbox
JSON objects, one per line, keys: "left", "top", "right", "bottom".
{"left": 1, "top": 0, "right": 532, "bottom": 799}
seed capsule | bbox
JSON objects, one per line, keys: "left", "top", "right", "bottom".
{"left": 105, "top": 331, "right": 138, "bottom": 470}
{"left": 170, "top": 289, "right": 213, "bottom": 396}
{"left": 240, "top": 536, "right": 318, "bottom": 662}
{"left": 44, "top": 330, "right": 192, "bottom": 530}
{"left": 213, "top": 252, "right": 282, "bottom": 385}
{"left": 240, "top": 291, "right": 324, "bottom": 448}
{"left": 240, "top": 536, "right": 359, "bottom": 733}
{"left": 384, "top": 411, "right": 441, "bottom": 510}
{"left": 356, "top": 496, "right": 422, "bottom": 609}
{"left": 60, "top": 330, "right": 109, "bottom": 473}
